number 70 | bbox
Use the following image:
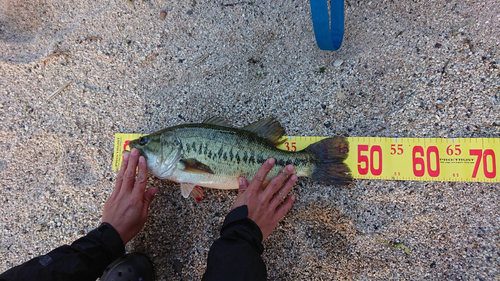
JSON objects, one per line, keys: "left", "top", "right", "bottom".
{"left": 470, "top": 149, "right": 496, "bottom": 179}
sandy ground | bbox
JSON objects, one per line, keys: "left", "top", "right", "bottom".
{"left": 1, "top": 0, "right": 499, "bottom": 280}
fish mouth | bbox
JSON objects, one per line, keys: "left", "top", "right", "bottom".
{"left": 127, "top": 139, "right": 145, "bottom": 156}
{"left": 122, "top": 147, "right": 146, "bottom": 157}
{"left": 134, "top": 149, "right": 147, "bottom": 157}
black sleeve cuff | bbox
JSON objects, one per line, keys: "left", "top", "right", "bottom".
{"left": 85, "top": 222, "right": 125, "bottom": 262}
{"left": 0, "top": 223, "right": 126, "bottom": 281}
{"left": 221, "top": 206, "right": 264, "bottom": 253}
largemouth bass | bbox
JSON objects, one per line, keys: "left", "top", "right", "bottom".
{"left": 129, "top": 117, "right": 351, "bottom": 201}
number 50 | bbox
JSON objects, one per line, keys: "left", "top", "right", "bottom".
{"left": 357, "top": 145, "right": 382, "bottom": 176}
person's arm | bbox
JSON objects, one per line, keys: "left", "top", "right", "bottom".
{"left": 202, "top": 206, "right": 266, "bottom": 280}
{"left": 0, "top": 223, "right": 124, "bottom": 281}
{"left": 0, "top": 149, "right": 157, "bottom": 281}
{"left": 203, "top": 159, "right": 297, "bottom": 281}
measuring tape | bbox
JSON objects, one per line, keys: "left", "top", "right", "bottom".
{"left": 113, "top": 134, "right": 499, "bottom": 182}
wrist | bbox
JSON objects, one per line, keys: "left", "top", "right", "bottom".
{"left": 93, "top": 222, "right": 126, "bottom": 261}
{"left": 222, "top": 206, "right": 264, "bottom": 243}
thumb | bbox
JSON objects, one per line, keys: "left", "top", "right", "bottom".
{"left": 238, "top": 177, "right": 248, "bottom": 196}
{"left": 143, "top": 187, "right": 158, "bottom": 213}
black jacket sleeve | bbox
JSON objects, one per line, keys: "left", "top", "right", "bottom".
{"left": 202, "top": 205, "right": 267, "bottom": 281}
{"left": 0, "top": 222, "right": 125, "bottom": 281}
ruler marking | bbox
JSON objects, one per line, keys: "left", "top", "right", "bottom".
{"left": 112, "top": 134, "right": 500, "bottom": 182}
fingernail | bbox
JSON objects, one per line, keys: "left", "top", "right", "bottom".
{"left": 291, "top": 174, "right": 298, "bottom": 181}
{"left": 291, "top": 195, "right": 296, "bottom": 201}
{"left": 139, "top": 156, "right": 144, "bottom": 163}
{"left": 268, "top": 158, "right": 275, "bottom": 165}
{"left": 238, "top": 177, "right": 244, "bottom": 186}
{"left": 123, "top": 152, "right": 130, "bottom": 161}
{"left": 131, "top": 148, "right": 138, "bottom": 155}
{"left": 286, "top": 165, "right": 294, "bottom": 172}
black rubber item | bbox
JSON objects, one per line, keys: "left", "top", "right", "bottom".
{"left": 100, "top": 253, "right": 155, "bottom": 281}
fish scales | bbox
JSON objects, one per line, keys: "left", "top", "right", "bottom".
{"left": 174, "top": 126, "right": 312, "bottom": 183}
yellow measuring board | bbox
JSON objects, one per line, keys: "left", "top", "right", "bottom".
{"left": 113, "top": 134, "right": 500, "bottom": 182}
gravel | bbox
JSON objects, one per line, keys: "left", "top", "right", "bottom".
{"left": 0, "top": 0, "right": 499, "bottom": 280}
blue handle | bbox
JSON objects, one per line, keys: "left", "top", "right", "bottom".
{"left": 310, "top": 0, "right": 344, "bottom": 50}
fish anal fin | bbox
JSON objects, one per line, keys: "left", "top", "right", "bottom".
{"left": 190, "top": 186, "right": 204, "bottom": 201}
{"left": 202, "top": 116, "right": 232, "bottom": 127}
{"left": 242, "top": 117, "right": 286, "bottom": 146}
{"left": 180, "top": 158, "right": 215, "bottom": 174}
{"left": 180, "top": 183, "right": 195, "bottom": 198}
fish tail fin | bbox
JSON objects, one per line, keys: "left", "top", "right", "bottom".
{"left": 305, "top": 137, "right": 352, "bottom": 185}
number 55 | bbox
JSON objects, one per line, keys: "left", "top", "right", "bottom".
{"left": 390, "top": 144, "right": 403, "bottom": 155}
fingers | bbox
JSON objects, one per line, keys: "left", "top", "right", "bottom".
{"left": 121, "top": 149, "right": 140, "bottom": 195}
{"left": 237, "top": 177, "right": 248, "bottom": 196}
{"left": 132, "top": 156, "right": 148, "bottom": 197}
{"left": 270, "top": 173, "right": 297, "bottom": 209}
{"left": 248, "top": 158, "right": 275, "bottom": 193}
{"left": 273, "top": 194, "right": 295, "bottom": 221}
{"left": 142, "top": 187, "right": 158, "bottom": 216}
{"left": 112, "top": 152, "right": 130, "bottom": 198}
{"left": 263, "top": 165, "right": 294, "bottom": 199}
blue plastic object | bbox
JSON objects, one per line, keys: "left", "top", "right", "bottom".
{"left": 310, "top": 0, "right": 344, "bottom": 50}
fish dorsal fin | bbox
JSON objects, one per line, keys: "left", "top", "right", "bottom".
{"left": 180, "top": 158, "right": 215, "bottom": 174}
{"left": 243, "top": 117, "right": 286, "bottom": 146}
{"left": 202, "top": 116, "right": 232, "bottom": 127}
{"left": 180, "top": 183, "right": 195, "bottom": 198}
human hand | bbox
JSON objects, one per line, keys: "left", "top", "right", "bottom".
{"left": 231, "top": 158, "right": 297, "bottom": 241}
{"left": 102, "top": 148, "right": 158, "bottom": 244}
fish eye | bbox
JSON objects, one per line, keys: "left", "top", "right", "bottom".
{"left": 139, "top": 137, "right": 148, "bottom": 145}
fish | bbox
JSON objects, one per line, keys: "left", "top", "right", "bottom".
{"left": 128, "top": 117, "right": 351, "bottom": 201}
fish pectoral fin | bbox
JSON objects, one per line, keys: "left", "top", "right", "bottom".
{"left": 202, "top": 116, "right": 232, "bottom": 127}
{"left": 180, "top": 158, "right": 215, "bottom": 174}
{"left": 180, "top": 183, "right": 196, "bottom": 198}
{"left": 190, "top": 186, "right": 204, "bottom": 202}
{"left": 242, "top": 117, "right": 286, "bottom": 146}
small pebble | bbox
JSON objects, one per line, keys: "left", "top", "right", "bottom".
{"left": 172, "top": 259, "right": 183, "bottom": 274}
{"left": 336, "top": 88, "right": 345, "bottom": 99}
{"left": 160, "top": 10, "right": 167, "bottom": 20}
{"left": 333, "top": 59, "right": 344, "bottom": 67}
